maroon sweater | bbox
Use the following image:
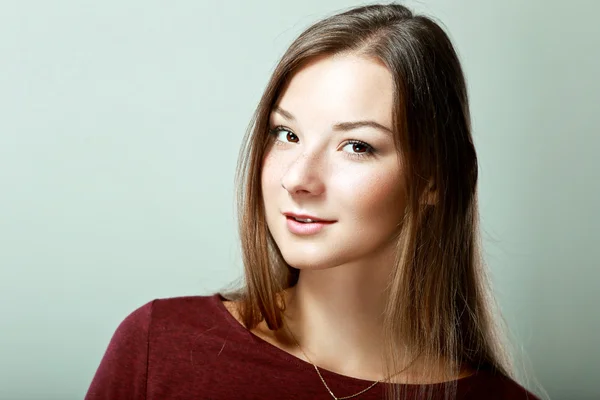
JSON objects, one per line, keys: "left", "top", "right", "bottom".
{"left": 85, "top": 293, "right": 539, "bottom": 399}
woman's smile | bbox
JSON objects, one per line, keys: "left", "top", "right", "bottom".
{"left": 284, "top": 214, "right": 336, "bottom": 236}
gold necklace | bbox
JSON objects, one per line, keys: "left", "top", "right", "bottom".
{"left": 283, "top": 322, "right": 415, "bottom": 400}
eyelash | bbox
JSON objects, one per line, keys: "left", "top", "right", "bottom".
{"left": 267, "top": 125, "right": 376, "bottom": 160}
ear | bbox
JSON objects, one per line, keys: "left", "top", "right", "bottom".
{"left": 420, "top": 180, "right": 438, "bottom": 206}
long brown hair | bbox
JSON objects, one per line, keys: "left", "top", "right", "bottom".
{"left": 223, "top": 3, "right": 514, "bottom": 399}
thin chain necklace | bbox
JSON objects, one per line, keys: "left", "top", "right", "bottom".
{"left": 283, "top": 322, "right": 415, "bottom": 400}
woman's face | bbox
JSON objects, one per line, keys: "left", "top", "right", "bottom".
{"left": 261, "top": 53, "right": 406, "bottom": 271}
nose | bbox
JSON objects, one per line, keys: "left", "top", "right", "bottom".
{"left": 280, "top": 150, "right": 326, "bottom": 197}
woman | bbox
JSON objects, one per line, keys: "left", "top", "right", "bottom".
{"left": 85, "top": 3, "right": 540, "bottom": 399}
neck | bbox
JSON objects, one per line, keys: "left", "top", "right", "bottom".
{"left": 280, "top": 260, "right": 393, "bottom": 381}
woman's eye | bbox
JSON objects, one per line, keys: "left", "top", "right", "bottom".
{"left": 342, "top": 140, "right": 374, "bottom": 157}
{"left": 269, "top": 126, "right": 298, "bottom": 143}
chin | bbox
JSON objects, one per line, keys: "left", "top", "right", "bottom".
{"left": 277, "top": 247, "right": 344, "bottom": 270}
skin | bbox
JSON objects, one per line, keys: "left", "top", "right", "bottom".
{"left": 224, "top": 53, "right": 470, "bottom": 383}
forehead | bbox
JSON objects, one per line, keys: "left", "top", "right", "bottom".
{"left": 273, "top": 54, "right": 394, "bottom": 127}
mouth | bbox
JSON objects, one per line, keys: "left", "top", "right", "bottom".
{"left": 282, "top": 212, "right": 335, "bottom": 223}
{"left": 284, "top": 215, "right": 336, "bottom": 235}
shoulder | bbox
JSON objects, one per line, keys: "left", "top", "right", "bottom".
{"left": 85, "top": 294, "right": 227, "bottom": 399}
{"left": 133, "top": 294, "right": 241, "bottom": 345}
{"left": 150, "top": 294, "right": 225, "bottom": 326}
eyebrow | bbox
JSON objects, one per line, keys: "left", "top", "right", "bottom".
{"left": 271, "top": 105, "right": 393, "bottom": 136}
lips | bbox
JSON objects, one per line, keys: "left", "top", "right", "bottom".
{"left": 282, "top": 212, "right": 335, "bottom": 223}
{"left": 284, "top": 213, "right": 336, "bottom": 235}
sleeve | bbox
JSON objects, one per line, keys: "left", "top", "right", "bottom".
{"left": 84, "top": 300, "right": 156, "bottom": 400}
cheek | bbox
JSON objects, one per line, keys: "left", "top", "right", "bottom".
{"left": 337, "top": 167, "right": 405, "bottom": 221}
{"left": 261, "top": 152, "right": 281, "bottom": 197}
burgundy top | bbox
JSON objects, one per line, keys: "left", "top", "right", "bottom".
{"left": 85, "top": 293, "right": 539, "bottom": 399}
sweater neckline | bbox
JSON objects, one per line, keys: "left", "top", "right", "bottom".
{"left": 210, "top": 292, "right": 482, "bottom": 388}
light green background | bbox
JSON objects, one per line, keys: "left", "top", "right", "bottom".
{"left": 1, "top": 1, "right": 598, "bottom": 399}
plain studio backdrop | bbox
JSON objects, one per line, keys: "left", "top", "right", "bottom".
{"left": 0, "top": 1, "right": 598, "bottom": 399}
